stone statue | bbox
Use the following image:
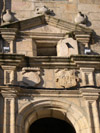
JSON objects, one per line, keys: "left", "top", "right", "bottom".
{"left": 35, "top": 6, "right": 53, "bottom": 15}
{"left": 74, "top": 12, "right": 87, "bottom": 24}
{"left": 3, "top": 9, "right": 13, "bottom": 23}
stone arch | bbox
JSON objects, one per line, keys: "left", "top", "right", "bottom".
{"left": 16, "top": 99, "right": 89, "bottom": 133}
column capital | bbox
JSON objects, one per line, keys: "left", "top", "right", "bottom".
{"left": 80, "top": 67, "right": 95, "bottom": 72}
{"left": 1, "top": 65, "right": 16, "bottom": 70}
{"left": 80, "top": 88, "right": 99, "bottom": 101}
{"left": 74, "top": 32, "right": 91, "bottom": 47}
{"left": 0, "top": 28, "right": 18, "bottom": 43}
{"left": 0, "top": 86, "right": 19, "bottom": 98}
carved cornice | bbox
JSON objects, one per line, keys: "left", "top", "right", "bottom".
{"left": 23, "top": 55, "right": 100, "bottom": 69}
{"left": 24, "top": 56, "right": 77, "bottom": 69}
{"left": 0, "top": 86, "right": 99, "bottom": 98}
{"left": 71, "top": 55, "right": 100, "bottom": 69}
{"left": 0, "top": 86, "right": 21, "bottom": 97}
{"left": 0, "top": 54, "right": 25, "bottom": 66}
{"left": 45, "top": 15, "right": 92, "bottom": 34}
{"left": 0, "top": 54, "right": 100, "bottom": 69}
{"left": 0, "top": 86, "right": 80, "bottom": 97}
{"left": 0, "top": 14, "right": 92, "bottom": 34}
{"left": 0, "top": 15, "right": 45, "bottom": 30}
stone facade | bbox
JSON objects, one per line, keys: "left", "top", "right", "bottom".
{"left": 0, "top": 0, "right": 100, "bottom": 133}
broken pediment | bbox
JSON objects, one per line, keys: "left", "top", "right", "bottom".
{"left": 0, "top": 14, "right": 93, "bottom": 56}
{"left": 0, "top": 14, "right": 92, "bottom": 34}
{"left": 0, "top": 14, "right": 92, "bottom": 43}
{"left": 21, "top": 24, "right": 67, "bottom": 33}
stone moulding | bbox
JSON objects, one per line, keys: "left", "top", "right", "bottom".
{"left": 45, "top": 15, "right": 92, "bottom": 33}
{"left": 23, "top": 55, "right": 100, "bottom": 69}
{"left": 0, "top": 54, "right": 24, "bottom": 66}
{"left": 0, "top": 85, "right": 100, "bottom": 97}
{"left": 0, "top": 54, "right": 100, "bottom": 69}
{"left": 0, "top": 15, "right": 45, "bottom": 30}
{"left": 0, "top": 14, "right": 93, "bottom": 45}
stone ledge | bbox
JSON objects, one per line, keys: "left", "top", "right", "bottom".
{"left": 0, "top": 54, "right": 100, "bottom": 69}
{"left": 0, "top": 86, "right": 100, "bottom": 97}
{"left": 0, "top": 54, "right": 25, "bottom": 66}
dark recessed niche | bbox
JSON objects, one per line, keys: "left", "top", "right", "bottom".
{"left": 37, "top": 44, "right": 57, "bottom": 56}
{"left": 29, "top": 117, "right": 76, "bottom": 133}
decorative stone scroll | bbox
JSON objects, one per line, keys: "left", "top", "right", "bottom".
{"left": 22, "top": 67, "right": 41, "bottom": 87}
{"left": 55, "top": 69, "right": 78, "bottom": 88}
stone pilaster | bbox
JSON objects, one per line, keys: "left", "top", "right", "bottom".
{"left": 1, "top": 87, "right": 18, "bottom": 133}
{"left": 1, "top": 65, "right": 16, "bottom": 85}
{"left": 80, "top": 68, "right": 94, "bottom": 86}
{"left": 81, "top": 88, "right": 100, "bottom": 133}
{"left": 32, "top": 39, "right": 37, "bottom": 56}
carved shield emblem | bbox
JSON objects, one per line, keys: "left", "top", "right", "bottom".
{"left": 55, "top": 69, "right": 77, "bottom": 88}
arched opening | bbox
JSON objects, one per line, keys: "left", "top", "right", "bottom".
{"left": 29, "top": 117, "right": 76, "bottom": 133}
{"left": 16, "top": 99, "right": 89, "bottom": 133}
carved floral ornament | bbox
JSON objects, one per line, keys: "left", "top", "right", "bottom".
{"left": 22, "top": 67, "right": 41, "bottom": 87}
{"left": 55, "top": 69, "right": 79, "bottom": 88}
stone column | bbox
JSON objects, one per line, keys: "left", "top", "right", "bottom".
{"left": 81, "top": 89, "right": 100, "bottom": 133}
{"left": 1, "top": 65, "right": 16, "bottom": 85}
{"left": 10, "top": 40, "right": 14, "bottom": 53}
{"left": 80, "top": 68, "right": 94, "bottom": 86}
{"left": 1, "top": 88, "right": 17, "bottom": 133}
{"left": 32, "top": 39, "right": 37, "bottom": 56}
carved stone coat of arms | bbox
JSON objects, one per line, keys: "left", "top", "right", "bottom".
{"left": 55, "top": 69, "right": 78, "bottom": 88}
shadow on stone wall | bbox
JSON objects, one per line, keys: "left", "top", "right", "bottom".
{"left": 92, "top": 31, "right": 100, "bottom": 44}
{"left": 86, "top": 16, "right": 92, "bottom": 27}
{"left": 90, "top": 31, "right": 100, "bottom": 55}
{"left": 0, "top": 95, "right": 4, "bottom": 133}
